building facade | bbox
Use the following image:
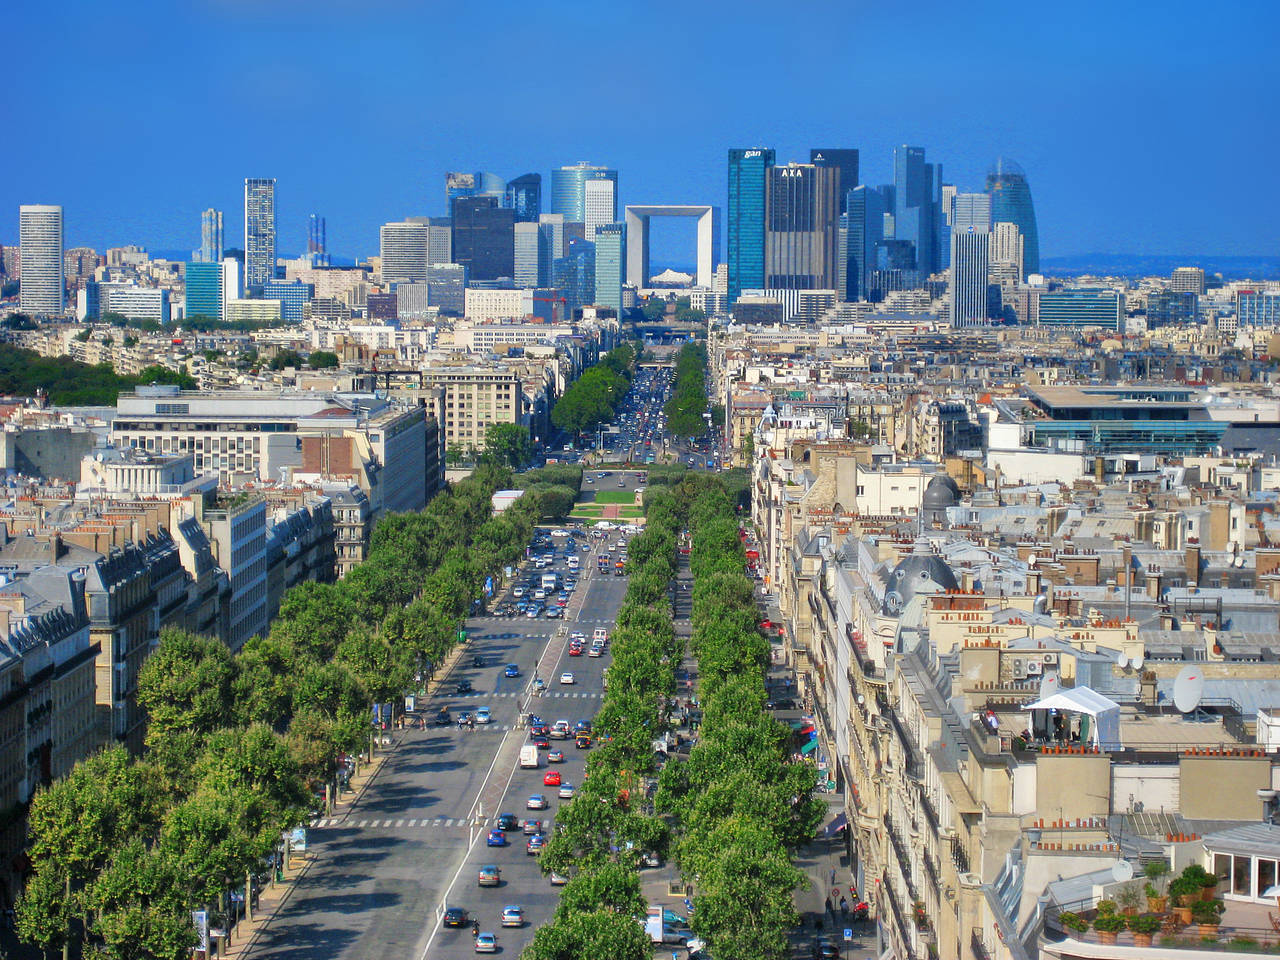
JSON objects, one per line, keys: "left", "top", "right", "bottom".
{"left": 727, "top": 148, "right": 775, "bottom": 302}
{"left": 18, "top": 204, "right": 64, "bottom": 316}
{"left": 765, "top": 163, "right": 840, "bottom": 291}
{"left": 243, "top": 178, "right": 277, "bottom": 289}
{"left": 985, "top": 156, "right": 1040, "bottom": 275}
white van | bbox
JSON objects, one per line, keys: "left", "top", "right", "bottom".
{"left": 592, "top": 628, "right": 608, "bottom": 642}
{"left": 519, "top": 744, "right": 540, "bottom": 769}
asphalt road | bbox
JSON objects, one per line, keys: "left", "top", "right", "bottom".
{"left": 243, "top": 526, "right": 633, "bottom": 960}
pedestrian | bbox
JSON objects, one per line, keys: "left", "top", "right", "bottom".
{"left": 830, "top": 867, "right": 836, "bottom": 888}
{"left": 840, "top": 896, "right": 849, "bottom": 920}
{"left": 824, "top": 895, "right": 832, "bottom": 916}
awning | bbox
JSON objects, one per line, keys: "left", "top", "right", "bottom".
{"left": 1022, "top": 685, "right": 1123, "bottom": 751}
{"left": 825, "top": 812, "right": 848, "bottom": 837}
{"left": 800, "top": 739, "right": 818, "bottom": 755}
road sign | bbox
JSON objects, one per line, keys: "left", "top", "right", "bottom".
{"left": 843, "top": 928, "right": 853, "bottom": 942}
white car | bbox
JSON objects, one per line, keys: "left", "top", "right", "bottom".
{"left": 559, "top": 672, "right": 575, "bottom": 685}
{"left": 558, "top": 783, "right": 575, "bottom": 799}
{"left": 512, "top": 586, "right": 525, "bottom": 598}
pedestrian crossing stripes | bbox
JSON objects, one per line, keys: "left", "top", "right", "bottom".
{"left": 444, "top": 690, "right": 602, "bottom": 699}
{"left": 309, "top": 815, "right": 558, "bottom": 831}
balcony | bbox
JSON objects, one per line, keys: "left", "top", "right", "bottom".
{"left": 885, "top": 814, "right": 922, "bottom": 903}
{"left": 1044, "top": 898, "right": 1280, "bottom": 956}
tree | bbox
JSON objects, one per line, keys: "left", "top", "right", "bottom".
{"left": 484, "top": 422, "right": 533, "bottom": 468}
{"left": 268, "top": 349, "right": 304, "bottom": 370}
{"left": 554, "top": 862, "right": 645, "bottom": 920}
{"left": 86, "top": 840, "right": 197, "bottom": 960}
{"left": 138, "top": 629, "right": 236, "bottom": 747}
{"left": 523, "top": 910, "right": 650, "bottom": 960}
{"left": 308, "top": 350, "right": 339, "bottom": 369}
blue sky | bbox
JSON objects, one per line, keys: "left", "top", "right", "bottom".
{"left": 6, "top": 0, "right": 1276, "bottom": 261}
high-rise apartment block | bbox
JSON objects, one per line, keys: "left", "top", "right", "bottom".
{"left": 594, "top": 223, "right": 625, "bottom": 313}
{"left": 380, "top": 220, "right": 431, "bottom": 284}
{"left": 18, "top": 205, "right": 64, "bottom": 316}
{"left": 583, "top": 177, "right": 617, "bottom": 240}
{"left": 727, "top": 147, "right": 775, "bottom": 302}
{"left": 986, "top": 157, "right": 1040, "bottom": 276}
{"left": 243, "top": 178, "right": 277, "bottom": 288}
{"left": 1171, "top": 266, "right": 1206, "bottom": 295}
{"left": 764, "top": 163, "right": 839, "bottom": 290}
{"left": 198, "top": 208, "right": 224, "bottom": 263}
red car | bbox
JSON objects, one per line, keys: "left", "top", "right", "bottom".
{"left": 568, "top": 645, "right": 583, "bottom": 657}
{"left": 530, "top": 724, "right": 550, "bottom": 737}
{"left": 543, "top": 770, "right": 561, "bottom": 786}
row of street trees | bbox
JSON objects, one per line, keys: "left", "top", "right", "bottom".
{"left": 663, "top": 341, "right": 709, "bottom": 439}
{"left": 521, "top": 489, "right": 685, "bottom": 960}
{"left": 17, "top": 464, "right": 543, "bottom": 960}
{"left": 656, "top": 475, "right": 824, "bottom": 960}
{"left": 550, "top": 343, "right": 638, "bottom": 439}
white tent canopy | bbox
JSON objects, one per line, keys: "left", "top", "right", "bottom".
{"left": 1021, "top": 686, "right": 1123, "bottom": 751}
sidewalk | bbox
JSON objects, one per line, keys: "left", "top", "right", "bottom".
{"left": 222, "top": 632, "right": 477, "bottom": 959}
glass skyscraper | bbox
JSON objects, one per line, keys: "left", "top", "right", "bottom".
{"left": 809, "top": 149, "right": 859, "bottom": 213}
{"left": 727, "top": 147, "right": 775, "bottom": 302}
{"left": 550, "top": 163, "right": 617, "bottom": 224}
{"left": 243, "top": 178, "right": 276, "bottom": 288}
{"left": 594, "top": 223, "right": 625, "bottom": 313}
{"left": 451, "top": 197, "right": 515, "bottom": 282}
{"left": 307, "top": 214, "right": 328, "bottom": 266}
{"left": 552, "top": 238, "right": 595, "bottom": 314}
{"left": 986, "top": 157, "right": 1040, "bottom": 276}
{"left": 505, "top": 173, "right": 542, "bottom": 223}
{"left": 845, "top": 186, "right": 885, "bottom": 302}
{"left": 764, "top": 163, "right": 839, "bottom": 291}
{"left": 185, "top": 261, "right": 224, "bottom": 320}
{"left": 199, "top": 208, "right": 223, "bottom": 263}
{"left": 892, "top": 146, "right": 939, "bottom": 277}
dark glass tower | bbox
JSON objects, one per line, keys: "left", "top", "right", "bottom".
{"left": 986, "top": 157, "right": 1040, "bottom": 276}
{"left": 505, "top": 173, "right": 542, "bottom": 223}
{"left": 765, "top": 163, "right": 839, "bottom": 290}
{"left": 892, "top": 146, "right": 940, "bottom": 278}
{"left": 451, "top": 196, "right": 515, "bottom": 281}
{"left": 810, "top": 149, "right": 859, "bottom": 213}
{"left": 727, "top": 147, "right": 775, "bottom": 302}
{"left": 845, "top": 185, "right": 885, "bottom": 301}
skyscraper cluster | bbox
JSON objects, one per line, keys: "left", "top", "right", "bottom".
{"left": 726, "top": 145, "right": 1041, "bottom": 324}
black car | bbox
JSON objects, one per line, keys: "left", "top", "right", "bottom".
{"left": 472, "top": 655, "right": 486, "bottom": 668}
{"left": 496, "top": 812, "right": 520, "bottom": 831}
{"left": 813, "top": 938, "right": 839, "bottom": 960}
{"left": 456, "top": 679, "right": 473, "bottom": 694}
{"left": 434, "top": 708, "right": 451, "bottom": 726}
{"left": 443, "top": 907, "right": 469, "bottom": 928}
{"left": 767, "top": 698, "right": 797, "bottom": 710}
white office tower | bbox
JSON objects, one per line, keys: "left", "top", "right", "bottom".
{"left": 990, "top": 222, "right": 1025, "bottom": 279}
{"left": 19, "top": 204, "right": 64, "bottom": 316}
{"left": 584, "top": 178, "right": 617, "bottom": 240}
{"left": 380, "top": 220, "right": 431, "bottom": 283}
{"left": 949, "top": 228, "right": 990, "bottom": 327}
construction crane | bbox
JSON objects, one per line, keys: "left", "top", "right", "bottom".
{"left": 532, "top": 295, "right": 568, "bottom": 324}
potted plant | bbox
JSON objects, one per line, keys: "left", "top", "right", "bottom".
{"left": 1190, "top": 898, "right": 1224, "bottom": 937}
{"left": 1058, "top": 911, "right": 1089, "bottom": 935}
{"left": 1094, "top": 910, "right": 1128, "bottom": 944}
{"left": 1116, "top": 883, "right": 1142, "bottom": 917}
{"left": 1169, "top": 875, "right": 1200, "bottom": 917}
{"left": 1144, "top": 861, "right": 1170, "bottom": 913}
{"left": 1129, "top": 913, "right": 1162, "bottom": 947}
{"left": 1181, "top": 863, "right": 1215, "bottom": 901}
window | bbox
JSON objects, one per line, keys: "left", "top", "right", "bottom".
{"left": 1234, "top": 854, "right": 1251, "bottom": 896}
{"left": 1259, "top": 859, "right": 1276, "bottom": 899}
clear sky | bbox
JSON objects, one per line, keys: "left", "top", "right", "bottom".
{"left": 7, "top": 0, "right": 1276, "bottom": 262}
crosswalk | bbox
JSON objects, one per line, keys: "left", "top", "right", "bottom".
{"left": 310, "top": 815, "right": 557, "bottom": 831}
{"left": 441, "top": 690, "right": 602, "bottom": 700}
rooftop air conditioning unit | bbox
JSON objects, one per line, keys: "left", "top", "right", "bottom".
{"left": 1026, "top": 661, "right": 1043, "bottom": 675}
{"left": 1012, "top": 659, "right": 1027, "bottom": 680}
{"left": 1042, "top": 652, "right": 1059, "bottom": 665}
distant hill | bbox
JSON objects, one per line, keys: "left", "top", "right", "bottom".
{"left": 1041, "top": 254, "right": 1280, "bottom": 280}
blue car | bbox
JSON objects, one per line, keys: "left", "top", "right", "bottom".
{"left": 487, "top": 829, "right": 506, "bottom": 847}
{"left": 505, "top": 663, "right": 520, "bottom": 678}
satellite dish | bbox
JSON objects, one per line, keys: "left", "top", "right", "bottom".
{"left": 1118, "top": 652, "right": 1129, "bottom": 669}
{"left": 1173, "top": 665, "right": 1205, "bottom": 714}
{"left": 1038, "top": 672, "right": 1060, "bottom": 699}
{"left": 1132, "top": 654, "right": 1144, "bottom": 671}
{"left": 1235, "top": 555, "right": 1245, "bottom": 568}
{"left": 1112, "top": 861, "right": 1135, "bottom": 882}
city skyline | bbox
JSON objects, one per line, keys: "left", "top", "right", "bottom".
{"left": 5, "top": 0, "right": 1277, "bottom": 261}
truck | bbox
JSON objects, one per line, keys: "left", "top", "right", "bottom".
{"left": 643, "top": 906, "right": 688, "bottom": 946}
{"left": 519, "top": 744, "right": 540, "bottom": 769}
{"left": 541, "top": 572, "right": 558, "bottom": 592}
